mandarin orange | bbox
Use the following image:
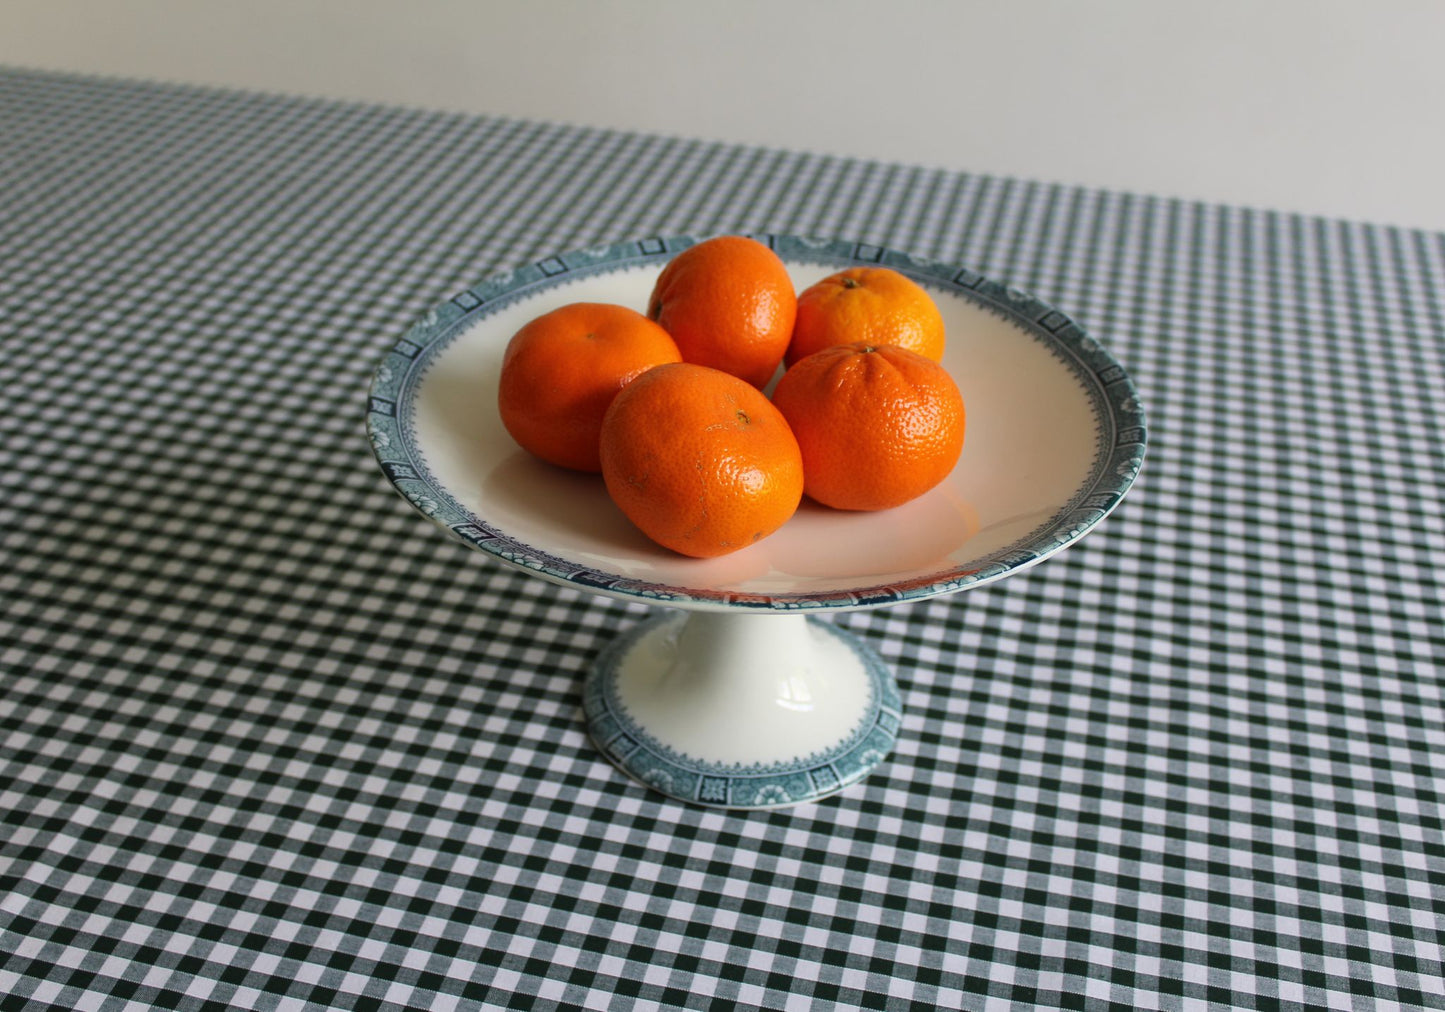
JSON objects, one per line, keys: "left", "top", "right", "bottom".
{"left": 647, "top": 236, "right": 796, "bottom": 388}
{"left": 786, "top": 267, "right": 945, "bottom": 367}
{"left": 599, "top": 362, "right": 803, "bottom": 557}
{"left": 770, "top": 342, "right": 964, "bottom": 511}
{"left": 497, "top": 302, "right": 681, "bottom": 472}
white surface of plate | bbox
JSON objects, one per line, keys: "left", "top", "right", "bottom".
{"left": 368, "top": 236, "right": 1146, "bottom": 611}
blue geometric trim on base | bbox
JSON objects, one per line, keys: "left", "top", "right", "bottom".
{"left": 583, "top": 614, "right": 901, "bottom": 809}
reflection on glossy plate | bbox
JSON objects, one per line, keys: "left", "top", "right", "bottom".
{"left": 367, "top": 236, "right": 1147, "bottom": 612}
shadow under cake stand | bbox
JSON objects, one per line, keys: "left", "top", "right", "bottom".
{"left": 367, "top": 235, "right": 1146, "bottom": 809}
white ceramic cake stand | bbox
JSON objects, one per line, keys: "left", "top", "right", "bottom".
{"left": 367, "top": 236, "right": 1146, "bottom": 809}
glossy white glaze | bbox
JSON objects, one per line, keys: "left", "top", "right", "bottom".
{"left": 410, "top": 257, "right": 1102, "bottom": 610}
{"left": 610, "top": 611, "right": 871, "bottom": 765}
{"left": 374, "top": 237, "right": 1145, "bottom": 805}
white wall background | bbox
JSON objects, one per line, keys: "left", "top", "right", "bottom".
{"left": 3, "top": 0, "right": 1442, "bottom": 231}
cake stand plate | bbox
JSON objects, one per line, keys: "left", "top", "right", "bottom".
{"left": 367, "top": 235, "right": 1146, "bottom": 808}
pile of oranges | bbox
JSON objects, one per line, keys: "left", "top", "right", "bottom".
{"left": 497, "top": 236, "right": 965, "bottom": 558}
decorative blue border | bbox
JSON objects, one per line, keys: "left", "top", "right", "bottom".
{"left": 582, "top": 614, "right": 902, "bottom": 808}
{"left": 366, "top": 234, "right": 1148, "bottom": 610}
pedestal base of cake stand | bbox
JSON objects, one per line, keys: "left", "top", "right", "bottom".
{"left": 584, "top": 610, "right": 902, "bottom": 809}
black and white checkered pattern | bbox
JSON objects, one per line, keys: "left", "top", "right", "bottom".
{"left": 2, "top": 67, "right": 1441, "bottom": 1010}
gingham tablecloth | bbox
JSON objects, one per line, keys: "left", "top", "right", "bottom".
{"left": 1, "top": 67, "right": 1441, "bottom": 1011}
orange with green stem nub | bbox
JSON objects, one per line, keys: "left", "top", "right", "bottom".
{"left": 771, "top": 341, "right": 964, "bottom": 511}
{"left": 786, "top": 266, "right": 945, "bottom": 367}
{"left": 600, "top": 362, "right": 804, "bottom": 557}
